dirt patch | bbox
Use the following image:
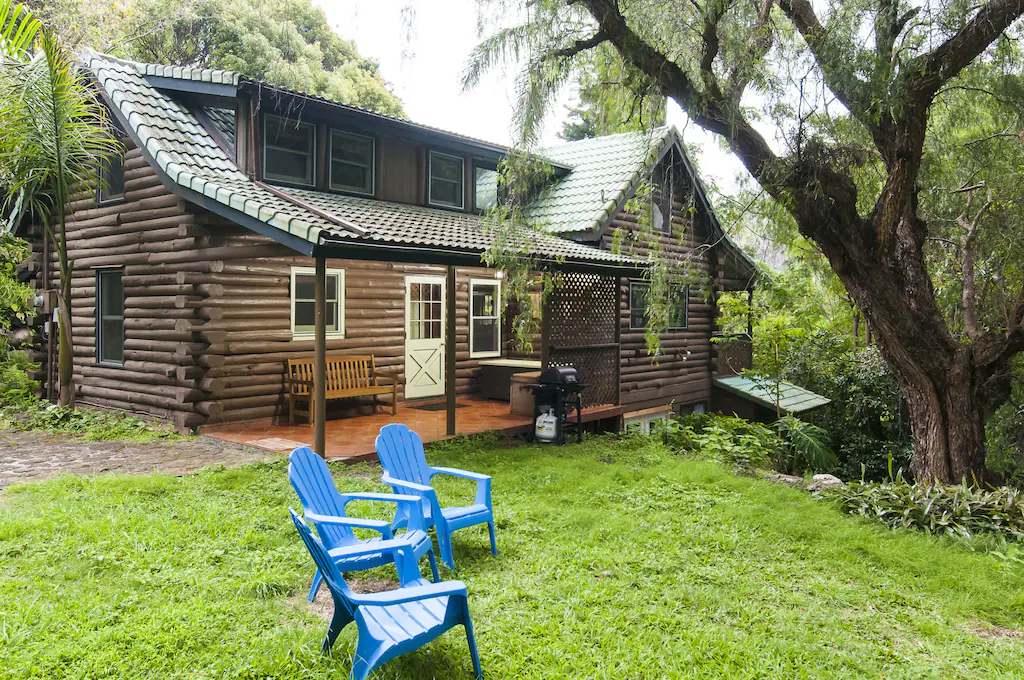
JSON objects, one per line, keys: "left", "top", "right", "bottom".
{"left": 290, "top": 577, "right": 402, "bottom": 621}
{"left": 969, "top": 623, "right": 1024, "bottom": 641}
{"left": 0, "top": 430, "right": 276, "bottom": 488}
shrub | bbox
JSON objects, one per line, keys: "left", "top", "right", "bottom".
{"left": 661, "top": 414, "right": 776, "bottom": 472}
{"left": 820, "top": 467, "right": 1024, "bottom": 542}
{"left": 0, "top": 350, "right": 39, "bottom": 409}
{"left": 773, "top": 415, "right": 836, "bottom": 474}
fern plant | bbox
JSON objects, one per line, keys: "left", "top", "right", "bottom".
{"left": 773, "top": 415, "right": 837, "bottom": 473}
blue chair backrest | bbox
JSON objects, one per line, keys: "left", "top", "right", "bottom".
{"left": 289, "top": 508, "right": 357, "bottom": 616}
{"left": 376, "top": 424, "right": 433, "bottom": 485}
{"left": 288, "top": 447, "right": 354, "bottom": 548}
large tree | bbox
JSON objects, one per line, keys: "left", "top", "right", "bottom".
{"left": 471, "top": 0, "right": 1024, "bottom": 483}
{"left": 26, "top": 0, "right": 405, "bottom": 116}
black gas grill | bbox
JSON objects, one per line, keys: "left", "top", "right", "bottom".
{"left": 526, "top": 366, "right": 589, "bottom": 444}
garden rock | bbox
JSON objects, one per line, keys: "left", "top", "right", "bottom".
{"left": 762, "top": 472, "right": 804, "bottom": 487}
{"left": 806, "top": 474, "right": 846, "bottom": 492}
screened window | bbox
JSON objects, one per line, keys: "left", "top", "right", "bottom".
{"left": 96, "top": 269, "right": 124, "bottom": 365}
{"left": 330, "top": 130, "right": 374, "bottom": 195}
{"left": 470, "top": 279, "right": 501, "bottom": 357}
{"left": 629, "top": 281, "right": 688, "bottom": 330}
{"left": 429, "top": 151, "right": 465, "bottom": 208}
{"left": 474, "top": 165, "right": 498, "bottom": 212}
{"left": 97, "top": 149, "right": 125, "bottom": 204}
{"left": 263, "top": 115, "right": 315, "bottom": 186}
{"left": 291, "top": 267, "right": 345, "bottom": 337}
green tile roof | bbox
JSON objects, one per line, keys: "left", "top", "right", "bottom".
{"left": 713, "top": 376, "right": 831, "bottom": 414}
{"left": 529, "top": 128, "right": 673, "bottom": 235}
{"left": 79, "top": 50, "right": 636, "bottom": 269}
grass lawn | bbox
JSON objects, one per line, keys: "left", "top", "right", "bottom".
{"left": 1, "top": 433, "right": 1022, "bottom": 679}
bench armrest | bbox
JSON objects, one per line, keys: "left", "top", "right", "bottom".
{"left": 372, "top": 370, "right": 399, "bottom": 385}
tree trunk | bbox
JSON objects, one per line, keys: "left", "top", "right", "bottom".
{"left": 57, "top": 278, "right": 74, "bottom": 407}
{"left": 891, "top": 347, "right": 986, "bottom": 482}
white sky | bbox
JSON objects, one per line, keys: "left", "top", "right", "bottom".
{"left": 317, "top": 0, "right": 747, "bottom": 193}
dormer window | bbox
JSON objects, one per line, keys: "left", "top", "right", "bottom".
{"left": 429, "top": 151, "right": 464, "bottom": 209}
{"left": 263, "top": 115, "right": 315, "bottom": 186}
{"left": 330, "top": 130, "right": 375, "bottom": 195}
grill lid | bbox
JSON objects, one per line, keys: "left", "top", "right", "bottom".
{"left": 539, "top": 366, "right": 579, "bottom": 385}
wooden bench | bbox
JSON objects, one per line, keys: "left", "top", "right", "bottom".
{"left": 286, "top": 355, "right": 399, "bottom": 426}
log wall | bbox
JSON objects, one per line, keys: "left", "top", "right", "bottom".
{"left": 31, "top": 140, "right": 502, "bottom": 431}
{"left": 599, "top": 154, "right": 742, "bottom": 413}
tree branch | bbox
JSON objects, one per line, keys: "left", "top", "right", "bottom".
{"left": 776, "top": 0, "right": 878, "bottom": 135}
{"left": 549, "top": 30, "right": 608, "bottom": 59}
{"left": 578, "top": 0, "right": 780, "bottom": 183}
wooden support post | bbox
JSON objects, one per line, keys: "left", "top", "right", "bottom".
{"left": 446, "top": 265, "right": 456, "bottom": 436}
{"left": 540, "top": 285, "right": 551, "bottom": 370}
{"left": 314, "top": 257, "right": 327, "bottom": 457}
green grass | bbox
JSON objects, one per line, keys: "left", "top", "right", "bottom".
{"left": 1, "top": 433, "right": 1022, "bottom": 679}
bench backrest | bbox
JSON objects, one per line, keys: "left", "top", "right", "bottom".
{"left": 287, "top": 355, "right": 379, "bottom": 395}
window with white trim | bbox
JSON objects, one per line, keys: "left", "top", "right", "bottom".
{"left": 96, "top": 268, "right": 124, "bottom": 365}
{"left": 291, "top": 267, "right": 345, "bottom": 338}
{"left": 429, "top": 151, "right": 465, "bottom": 208}
{"left": 470, "top": 278, "right": 501, "bottom": 357}
{"left": 629, "top": 281, "right": 688, "bottom": 330}
{"left": 263, "top": 115, "right": 315, "bottom": 186}
{"left": 330, "top": 129, "right": 374, "bottom": 195}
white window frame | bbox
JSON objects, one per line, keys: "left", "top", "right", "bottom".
{"left": 628, "top": 280, "right": 688, "bottom": 331}
{"left": 428, "top": 150, "right": 465, "bottom": 209}
{"left": 469, "top": 277, "right": 502, "bottom": 358}
{"left": 290, "top": 266, "right": 346, "bottom": 339}
{"left": 263, "top": 115, "right": 316, "bottom": 187}
{"left": 329, "top": 129, "right": 375, "bottom": 196}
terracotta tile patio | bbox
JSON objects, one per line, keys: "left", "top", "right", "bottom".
{"left": 202, "top": 396, "right": 534, "bottom": 462}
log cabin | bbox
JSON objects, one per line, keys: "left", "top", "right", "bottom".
{"left": 20, "top": 51, "right": 758, "bottom": 451}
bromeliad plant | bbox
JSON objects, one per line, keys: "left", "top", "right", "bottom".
{"left": 0, "top": 1, "right": 120, "bottom": 407}
{"left": 821, "top": 462, "right": 1024, "bottom": 542}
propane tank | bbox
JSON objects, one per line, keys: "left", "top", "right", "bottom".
{"left": 534, "top": 409, "right": 558, "bottom": 442}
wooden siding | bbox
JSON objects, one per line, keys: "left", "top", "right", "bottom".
{"left": 31, "top": 141, "right": 501, "bottom": 430}
{"left": 599, "top": 155, "right": 725, "bottom": 413}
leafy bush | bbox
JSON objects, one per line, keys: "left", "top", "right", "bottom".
{"left": 821, "top": 467, "right": 1024, "bottom": 542}
{"left": 773, "top": 415, "right": 836, "bottom": 474}
{"left": 0, "top": 350, "right": 39, "bottom": 409}
{"left": 782, "top": 330, "right": 912, "bottom": 481}
{"left": 661, "top": 413, "right": 776, "bottom": 472}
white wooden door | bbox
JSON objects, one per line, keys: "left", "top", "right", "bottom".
{"left": 405, "top": 276, "right": 446, "bottom": 399}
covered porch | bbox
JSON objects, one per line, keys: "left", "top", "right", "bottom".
{"left": 204, "top": 395, "right": 625, "bottom": 461}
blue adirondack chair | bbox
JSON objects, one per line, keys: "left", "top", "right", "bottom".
{"left": 289, "top": 446, "right": 440, "bottom": 602}
{"left": 375, "top": 424, "right": 496, "bottom": 570}
{"left": 289, "top": 508, "right": 483, "bottom": 679}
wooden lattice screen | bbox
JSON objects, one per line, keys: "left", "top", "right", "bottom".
{"left": 543, "top": 272, "right": 620, "bottom": 407}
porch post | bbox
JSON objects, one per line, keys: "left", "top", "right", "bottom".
{"left": 446, "top": 265, "right": 457, "bottom": 436}
{"left": 314, "top": 256, "right": 327, "bottom": 457}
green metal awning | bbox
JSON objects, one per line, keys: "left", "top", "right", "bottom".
{"left": 713, "top": 376, "right": 831, "bottom": 414}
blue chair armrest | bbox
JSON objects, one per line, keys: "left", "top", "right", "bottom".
{"left": 349, "top": 580, "right": 469, "bottom": 606}
{"left": 381, "top": 474, "right": 433, "bottom": 494}
{"left": 339, "top": 492, "right": 427, "bottom": 532}
{"left": 303, "top": 510, "right": 394, "bottom": 540}
{"left": 431, "top": 467, "right": 493, "bottom": 508}
{"left": 330, "top": 534, "right": 424, "bottom": 585}
{"left": 431, "top": 467, "right": 490, "bottom": 482}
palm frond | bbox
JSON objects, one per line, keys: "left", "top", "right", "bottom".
{"left": 0, "top": 0, "right": 39, "bottom": 58}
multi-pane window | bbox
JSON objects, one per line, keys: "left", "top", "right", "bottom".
{"left": 429, "top": 151, "right": 465, "bottom": 208}
{"left": 470, "top": 279, "right": 501, "bottom": 357}
{"left": 291, "top": 267, "right": 345, "bottom": 337}
{"left": 263, "top": 115, "right": 315, "bottom": 186}
{"left": 629, "top": 281, "right": 688, "bottom": 330}
{"left": 96, "top": 269, "right": 124, "bottom": 365}
{"left": 408, "top": 281, "right": 443, "bottom": 340}
{"left": 330, "top": 130, "right": 374, "bottom": 195}
{"left": 474, "top": 165, "right": 498, "bottom": 212}
{"left": 97, "top": 148, "right": 125, "bottom": 204}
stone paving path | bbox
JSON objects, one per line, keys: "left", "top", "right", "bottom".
{"left": 0, "top": 430, "right": 276, "bottom": 488}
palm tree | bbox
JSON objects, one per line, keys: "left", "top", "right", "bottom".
{"left": 0, "top": 0, "right": 119, "bottom": 406}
